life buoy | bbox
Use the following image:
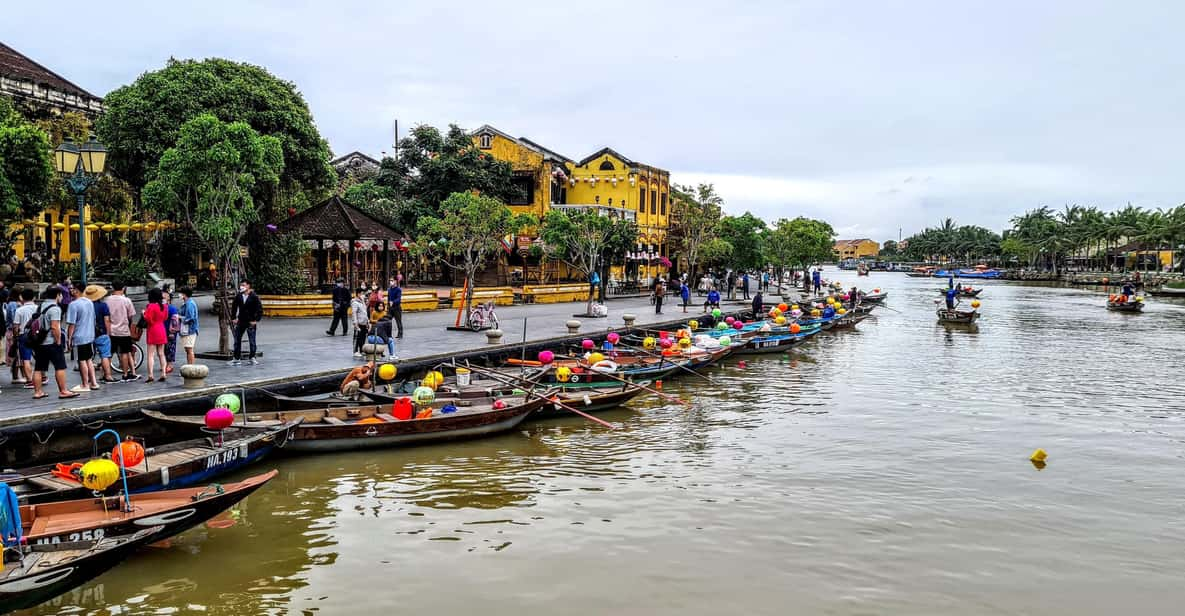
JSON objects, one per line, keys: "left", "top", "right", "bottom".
{"left": 569, "top": 374, "right": 580, "bottom": 382}
{"left": 591, "top": 360, "right": 618, "bottom": 373}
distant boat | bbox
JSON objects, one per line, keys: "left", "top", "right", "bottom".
{"left": 934, "top": 268, "right": 1003, "bottom": 279}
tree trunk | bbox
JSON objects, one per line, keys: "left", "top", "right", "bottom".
{"left": 217, "top": 253, "right": 233, "bottom": 355}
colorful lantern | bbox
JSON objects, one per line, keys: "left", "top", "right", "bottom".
{"left": 215, "top": 393, "right": 241, "bottom": 414}
{"left": 557, "top": 366, "right": 573, "bottom": 382}
{"left": 712, "top": 309, "right": 722, "bottom": 318}
{"left": 80, "top": 459, "right": 120, "bottom": 492}
{"left": 111, "top": 440, "right": 146, "bottom": 468}
{"left": 775, "top": 316, "right": 787, "bottom": 325}
{"left": 732, "top": 321, "right": 744, "bottom": 330}
{"left": 412, "top": 386, "right": 436, "bottom": 404}
{"left": 205, "top": 408, "right": 234, "bottom": 430}
{"left": 492, "top": 399, "right": 507, "bottom": 410}
{"left": 538, "top": 350, "right": 555, "bottom": 364}
{"left": 378, "top": 363, "right": 397, "bottom": 380}
{"left": 790, "top": 323, "right": 801, "bottom": 334}
{"left": 678, "top": 337, "right": 691, "bottom": 348}
{"left": 588, "top": 352, "right": 605, "bottom": 365}
{"left": 970, "top": 300, "right": 981, "bottom": 309}
{"left": 725, "top": 316, "right": 735, "bottom": 325}
{"left": 811, "top": 309, "right": 821, "bottom": 317}
{"left": 642, "top": 337, "right": 656, "bottom": 350}
{"left": 718, "top": 335, "right": 732, "bottom": 346}
{"left": 659, "top": 338, "right": 673, "bottom": 348}
{"left": 582, "top": 339, "right": 595, "bottom": 350}
{"left": 606, "top": 332, "right": 620, "bottom": 344}
{"left": 688, "top": 320, "right": 699, "bottom": 330}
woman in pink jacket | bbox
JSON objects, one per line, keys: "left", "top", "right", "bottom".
{"left": 142, "top": 287, "right": 169, "bottom": 382}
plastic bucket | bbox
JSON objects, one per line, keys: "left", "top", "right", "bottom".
{"left": 456, "top": 368, "right": 472, "bottom": 387}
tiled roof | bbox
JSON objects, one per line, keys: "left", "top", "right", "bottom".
{"left": 0, "top": 41, "right": 99, "bottom": 101}
{"left": 277, "top": 195, "right": 405, "bottom": 241}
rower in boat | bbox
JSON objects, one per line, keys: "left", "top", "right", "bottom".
{"left": 944, "top": 286, "right": 959, "bottom": 310}
{"left": 1122, "top": 281, "right": 1135, "bottom": 298}
{"left": 752, "top": 290, "right": 763, "bottom": 318}
{"left": 340, "top": 362, "right": 373, "bottom": 399}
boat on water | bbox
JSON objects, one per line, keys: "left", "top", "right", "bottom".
{"left": 861, "top": 290, "right": 888, "bottom": 303}
{"left": 1150, "top": 285, "right": 1185, "bottom": 297}
{"left": 1106, "top": 299, "right": 1144, "bottom": 312}
{"left": 3, "top": 420, "right": 299, "bottom": 504}
{"left": 19, "top": 471, "right": 277, "bottom": 547}
{"left": 936, "top": 307, "right": 980, "bottom": 324}
{"left": 150, "top": 396, "right": 545, "bottom": 453}
{"left": 906, "top": 266, "right": 936, "bottom": 278}
{"left": 737, "top": 330, "right": 816, "bottom": 354}
{"left": 934, "top": 267, "right": 1004, "bottom": 279}
{"left": 0, "top": 527, "right": 162, "bottom": 614}
{"left": 937, "top": 287, "right": 983, "bottom": 297}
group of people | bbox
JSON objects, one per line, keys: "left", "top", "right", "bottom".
{"left": 328, "top": 277, "right": 404, "bottom": 361}
{"left": 696, "top": 270, "right": 773, "bottom": 300}
{"left": 0, "top": 279, "right": 202, "bottom": 399}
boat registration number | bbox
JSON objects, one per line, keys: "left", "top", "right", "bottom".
{"left": 34, "top": 528, "right": 105, "bottom": 545}
{"left": 205, "top": 444, "right": 249, "bottom": 470}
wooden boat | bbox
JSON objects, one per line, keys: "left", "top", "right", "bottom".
{"left": 1150, "top": 285, "right": 1185, "bottom": 297}
{"left": 737, "top": 329, "right": 818, "bottom": 354}
{"left": 21, "top": 471, "right": 277, "bottom": 547}
{"left": 6, "top": 419, "right": 299, "bottom": 504}
{"left": 936, "top": 307, "right": 980, "bottom": 324}
{"left": 526, "top": 358, "right": 683, "bottom": 389}
{"left": 938, "top": 287, "right": 982, "bottom": 297}
{"left": 149, "top": 396, "right": 545, "bottom": 453}
{"left": 534, "top": 381, "right": 651, "bottom": 419}
{"left": 829, "top": 312, "right": 870, "bottom": 330}
{"left": 1106, "top": 300, "right": 1144, "bottom": 312}
{"left": 861, "top": 291, "right": 887, "bottom": 303}
{"left": 0, "top": 527, "right": 161, "bottom": 614}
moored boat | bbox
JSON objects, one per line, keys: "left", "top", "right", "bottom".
{"left": 936, "top": 307, "right": 980, "bottom": 324}
{"left": 1106, "top": 300, "right": 1144, "bottom": 312}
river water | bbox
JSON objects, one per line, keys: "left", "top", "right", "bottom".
{"left": 19, "top": 272, "right": 1185, "bottom": 615}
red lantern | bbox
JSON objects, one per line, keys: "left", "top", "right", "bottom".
{"left": 112, "top": 440, "right": 146, "bottom": 468}
{"left": 288, "top": 207, "right": 297, "bottom": 217}
{"left": 371, "top": 244, "right": 380, "bottom": 252}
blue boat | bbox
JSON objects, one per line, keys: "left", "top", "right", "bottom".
{"left": 934, "top": 268, "right": 1003, "bottom": 279}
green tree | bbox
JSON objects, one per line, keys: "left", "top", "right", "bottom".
{"left": 142, "top": 114, "right": 284, "bottom": 354}
{"left": 880, "top": 239, "right": 899, "bottom": 258}
{"left": 541, "top": 208, "right": 637, "bottom": 315}
{"left": 764, "top": 217, "right": 836, "bottom": 287}
{"left": 416, "top": 192, "right": 531, "bottom": 328}
{"left": 0, "top": 97, "right": 53, "bottom": 224}
{"left": 719, "top": 212, "right": 767, "bottom": 271}
{"left": 668, "top": 183, "right": 724, "bottom": 279}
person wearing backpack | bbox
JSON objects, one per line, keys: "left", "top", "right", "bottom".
{"left": 31, "top": 287, "right": 78, "bottom": 400}
{"left": 11, "top": 288, "right": 36, "bottom": 387}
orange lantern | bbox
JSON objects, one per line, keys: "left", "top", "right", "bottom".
{"left": 111, "top": 440, "right": 146, "bottom": 468}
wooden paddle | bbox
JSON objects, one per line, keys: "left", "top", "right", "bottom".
{"left": 454, "top": 362, "right": 618, "bottom": 430}
{"left": 555, "top": 353, "right": 691, "bottom": 407}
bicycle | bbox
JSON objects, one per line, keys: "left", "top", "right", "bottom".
{"left": 111, "top": 341, "right": 145, "bottom": 374}
{"left": 468, "top": 301, "right": 500, "bottom": 331}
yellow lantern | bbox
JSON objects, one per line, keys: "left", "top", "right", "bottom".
{"left": 838, "top": 308, "right": 847, "bottom": 315}
{"left": 101, "top": 224, "right": 115, "bottom": 232}
{"left": 69, "top": 223, "right": 81, "bottom": 231}
{"left": 588, "top": 352, "right": 605, "bottom": 365}
{"left": 688, "top": 319, "right": 699, "bottom": 330}
{"left": 145, "top": 222, "right": 158, "bottom": 231}
{"left": 791, "top": 304, "right": 799, "bottom": 311}
{"left": 970, "top": 300, "right": 981, "bottom": 308}
{"left": 811, "top": 309, "right": 821, "bottom": 317}
{"left": 678, "top": 337, "right": 691, "bottom": 348}
{"left": 131, "top": 223, "right": 143, "bottom": 231}
{"left": 52, "top": 221, "right": 66, "bottom": 231}
{"left": 80, "top": 458, "right": 120, "bottom": 492}
{"left": 378, "top": 363, "right": 396, "bottom": 380}
{"left": 35, "top": 220, "right": 48, "bottom": 228}
{"left": 642, "top": 336, "right": 656, "bottom": 350}
{"left": 22, "top": 218, "right": 35, "bottom": 225}
{"left": 556, "top": 366, "right": 572, "bottom": 382}
{"left": 86, "top": 223, "right": 100, "bottom": 231}
{"left": 775, "top": 316, "right": 787, "bottom": 325}
{"left": 116, "top": 223, "right": 130, "bottom": 231}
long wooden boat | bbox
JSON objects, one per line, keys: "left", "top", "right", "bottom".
{"left": 150, "top": 397, "right": 545, "bottom": 453}
{"left": 1150, "top": 286, "right": 1185, "bottom": 297}
{"left": 535, "top": 382, "right": 651, "bottom": 419}
{"left": 0, "top": 527, "right": 161, "bottom": 614}
{"left": 829, "top": 312, "right": 870, "bottom": 330}
{"left": 936, "top": 307, "right": 980, "bottom": 324}
{"left": 737, "top": 329, "right": 817, "bottom": 354}
{"left": 5, "top": 419, "right": 299, "bottom": 504}
{"left": 1106, "top": 300, "right": 1144, "bottom": 312}
{"left": 938, "top": 287, "right": 983, "bottom": 297}
{"left": 21, "top": 471, "right": 277, "bottom": 547}
{"left": 861, "top": 291, "right": 888, "bottom": 303}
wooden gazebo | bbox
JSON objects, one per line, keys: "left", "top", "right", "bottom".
{"left": 278, "top": 196, "right": 408, "bottom": 291}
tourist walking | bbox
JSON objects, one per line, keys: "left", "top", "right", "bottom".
{"left": 230, "top": 279, "right": 263, "bottom": 366}
{"left": 654, "top": 278, "right": 666, "bottom": 315}
{"left": 65, "top": 284, "right": 99, "bottom": 392}
{"left": 680, "top": 280, "right": 691, "bottom": 313}
{"left": 812, "top": 268, "right": 822, "bottom": 294}
{"left": 85, "top": 285, "right": 117, "bottom": 384}
{"left": 142, "top": 288, "right": 169, "bottom": 382}
{"left": 387, "top": 277, "right": 404, "bottom": 338}
{"left": 11, "top": 288, "right": 36, "bottom": 386}
{"left": 351, "top": 288, "right": 370, "bottom": 358}
{"left": 327, "top": 279, "right": 350, "bottom": 336}
{"left": 107, "top": 282, "right": 139, "bottom": 382}
{"left": 31, "top": 287, "right": 77, "bottom": 400}
{"left": 742, "top": 272, "right": 750, "bottom": 300}
{"left": 178, "top": 287, "right": 199, "bottom": 366}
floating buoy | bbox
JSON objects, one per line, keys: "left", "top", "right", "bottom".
{"left": 1030, "top": 448, "right": 1047, "bottom": 463}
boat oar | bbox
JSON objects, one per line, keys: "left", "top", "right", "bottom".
{"left": 556, "top": 354, "right": 691, "bottom": 407}
{"left": 615, "top": 342, "right": 713, "bottom": 382}
{"left": 456, "top": 363, "right": 617, "bottom": 429}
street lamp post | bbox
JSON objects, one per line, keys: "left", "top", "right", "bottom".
{"left": 53, "top": 135, "right": 107, "bottom": 285}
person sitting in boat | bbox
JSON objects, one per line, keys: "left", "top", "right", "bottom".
{"left": 340, "top": 362, "right": 374, "bottom": 399}
{"left": 751, "top": 291, "right": 763, "bottom": 318}
{"left": 822, "top": 304, "right": 836, "bottom": 319}
{"left": 1121, "top": 282, "right": 1135, "bottom": 299}
{"left": 945, "top": 287, "right": 959, "bottom": 310}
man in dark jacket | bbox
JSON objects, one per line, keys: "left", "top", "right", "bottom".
{"left": 386, "top": 277, "right": 403, "bottom": 338}
{"left": 230, "top": 279, "right": 263, "bottom": 366}
{"left": 327, "top": 279, "right": 350, "bottom": 336}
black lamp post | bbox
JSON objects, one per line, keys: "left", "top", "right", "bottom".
{"left": 53, "top": 135, "right": 107, "bottom": 285}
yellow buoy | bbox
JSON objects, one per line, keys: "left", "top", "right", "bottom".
{"left": 1030, "top": 448, "right": 1047, "bottom": 463}
{"left": 378, "top": 363, "right": 396, "bottom": 380}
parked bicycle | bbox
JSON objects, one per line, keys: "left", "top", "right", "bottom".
{"left": 111, "top": 341, "right": 145, "bottom": 373}
{"left": 468, "top": 301, "right": 500, "bottom": 331}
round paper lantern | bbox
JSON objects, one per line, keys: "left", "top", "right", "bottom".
{"left": 101, "top": 223, "right": 115, "bottom": 232}
{"left": 112, "top": 440, "right": 145, "bottom": 468}
{"left": 215, "top": 393, "right": 241, "bottom": 414}
{"left": 205, "top": 407, "right": 234, "bottom": 430}
{"left": 116, "top": 223, "right": 130, "bottom": 231}
{"left": 716, "top": 323, "right": 728, "bottom": 331}
{"left": 556, "top": 366, "right": 573, "bottom": 382}
{"left": 642, "top": 337, "right": 656, "bottom": 350}
{"left": 712, "top": 308, "right": 722, "bottom": 318}
{"left": 775, "top": 316, "right": 787, "bottom": 325}
{"left": 719, "top": 335, "right": 732, "bottom": 345}
{"left": 790, "top": 305, "right": 799, "bottom": 311}
{"left": 492, "top": 399, "right": 507, "bottom": 410}
{"left": 769, "top": 308, "right": 782, "bottom": 318}
{"left": 588, "top": 352, "right": 605, "bottom": 365}
{"left": 790, "top": 323, "right": 801, "bottom": 334}
{"left": 131, "top": 223, "right": 143, "bottom": 231}
{"left": 607, "top": 332, "right": 620, "bottom": 344}
{"left": 778, "top": 303, "right": 789, "bottom": 312}
{"left": 52, "top": 221, "right": 66, "bottom": 230}
{"left": 538, "top": 350, "right": 555, "bottom": 364}
{"left": 678, "top": 337, "right": 691, "bottom": 348}
{"left": 725, "top": 316, "right": 735, "bottom": 325}
{"left": 378, "top": 363, "right": 397, "bottom": 380}
{"left": 811, "top": 309, "right": 821, "bottom": 317}
{"left": 69, "top": 223, "right": 80, "bottom": 231}
{"left": 838, "top": 308, "right": 847, "bottom": 315}
{"left": 145, "top": 222, "right": 158, "bottom": 231}
{"left": 582, "top": 339, "right": 595, "bottom": 350}
{"left": 842, "top": 294, "right": 850, "bottom": 301}
{"left": 412, "top": 386, "right": 436, "bottom": 404}
{"left": 688, "top": 320, "right": 699, "bottom": 330}
{"left": 732, "top": 321, "right": 744, "bottom": 330}
{"left": 970, "top": 300, "right": 981, "bottom": 308}
{"left": 874, "top": 288, "right": 880, "bottom": 293}
{"left": 659, "top": 331, "right": 670, "bottom": 340}
{"left": 659, "top": 338, "right": 673, "bottom": 349}
{"left": 791, "top": 309, "right": 802, "bottom": 317}
{"left": 80, "top": 459, "right": 120, "bottom": 491}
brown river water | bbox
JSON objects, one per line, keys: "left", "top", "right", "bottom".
{"left": 17, "top": 272, "right": 1185, "bottom": 615}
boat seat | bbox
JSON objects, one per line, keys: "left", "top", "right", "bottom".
{"left": 376, "top": 413, "right": 398, "bottom": 422}
{"left": 29, "top": 515, "right": 50, "bottom": 536}
{"left": 323, "top": 417, "right": 346, "bottom": 425}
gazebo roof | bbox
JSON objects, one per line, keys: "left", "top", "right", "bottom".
{"left": 278, "top": 195, "right": 405, "bottom": 241}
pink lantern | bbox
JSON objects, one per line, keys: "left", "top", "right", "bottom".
{"left": 659, "top": 331, "right": 670, "bottom": 339}
{"left": 842, "top": 294, "right": 850, "bottom": 301}
{"left": 581, "top": 339, "right": 595, "bottom": 350}
{"left": 538, "top": 350, "right": 555, "bottom": 364}
{"left": 732, "top": 320, "right": 744, "bottom": 330}
{"left": 205, "top": 407, "right": 234, "bottom": 430}
{"left": 725, "top": 316, "right": 735, "bottom": 324}
{"left": 659, "top": 338, "right": 673, "bottom": 348}
{"left": 606, "top": 332, "right": 620, "bottom": 344}
{"left": 492, "top": 399, "right": 507, "bottom": 410}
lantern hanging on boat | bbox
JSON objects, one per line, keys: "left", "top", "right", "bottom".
{"left": 811, "top": 309, "right": 821, "bottom": 317}
{"left": 716, "top": 322, "right": 728, "bottom": 331}
{"left": 725, "top": 316, "right": 735, "bottom": 325}
{"left": 678, "top": 337, "right": 691, "bottom": 348}
{"left": 790, "top": 323, "right": 801, "bottom": 334}
{"left": 378, "top": 363, "right": 397, "bottom": 380}
{"left": 607, "top": 332, "right": 620, "bottom": 344}
{"left": 774, "top": 316, "right": 787, "bottom": 325}
{"left": 688, "top": 320, "right": 699, "bottom": 330}
{"left": 205, "top": 407, "right": 235, "bottom": 430}
{"left": 111, "top": 440, "right": 145, "bottom": 468}
{"left": 215, "top": 393, "right": 241, "bottom": 414}
{"left": 588, "top": 352, "right": 605, "bottom": 365}
{"left": 719, "top": 335, "right": 732, "bottom": 346}
{"left": 538, "top": 350, "right": 555, "bottom": 364}
{"left": 492, "top": 399, "right": 507, "bottom": 410}
{"left": 838, "top": 308, "right": 847, "bottom": 315}
{"left": 970, "top": 300, "right": 981, "bottom": 309}
{"left": 582, "top": 339, "right": 595, "bottom": 350}
{"left": 412, "top": 386, "right": 436, "bottom": 404}
{"left": 791, "top": 309, "right": 802, "bottom": 317}
{"left": 732, "top": 320, "right": 744, "bottom": 330}
{"left": 80, "top": 458, "right": 120, "bottom": 492}
{"left": 556, "top": 366, "right": 573, "bottom": 382}
{"left": 642, "top": 337, "right": 656, "bottom": 350}
{"left": 659, "top": 338, "right": 673, "bottom": 349}
{"left": 712, "top": 309, "right": 722, "bottom": 318}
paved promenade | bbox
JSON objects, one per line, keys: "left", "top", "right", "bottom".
{"left": 0, "top": 292, "right": 756, "bottom": 428}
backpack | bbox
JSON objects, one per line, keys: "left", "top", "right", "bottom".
{"left": 24, "top": 304, "right": 51, "bottom": 346}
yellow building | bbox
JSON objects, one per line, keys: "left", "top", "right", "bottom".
{"left": 471, "top": 125, "right": 571, "bottom": 221}
{"left": 833, "top": 238, "right": 879, "bottom": 260}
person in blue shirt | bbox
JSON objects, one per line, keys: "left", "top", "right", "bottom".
{"left": 1121, "top": 282, "right": 1135, "bottom": 299}
{"left": 178, "top": 287, "right": 200, "bottom": 365}
{"left": 704, "top": 288, "right": 721, "bottom": 312}
{"left": 812, "top": 269, "right": 822, "bottom": 294}
{"left": 741, "top": 272, "right": 750, "bottom": 300}
{"left": 945, "top": 287, "right": 958, "bottom": 310}
{"left": 386, "top": 277, "right": 404, "bottom": 339}
{"left": 679, "top": 281, "right": 691, "bottom": 313}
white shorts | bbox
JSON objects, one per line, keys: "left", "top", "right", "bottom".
{"left": 180, "top": 334, "right": 197, "bottom": 349}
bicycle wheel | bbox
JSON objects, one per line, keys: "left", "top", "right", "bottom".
{"left": 469, "top": 311, "right": 482, "bottom": 331}
{"left": 132, "top": 343, "right": 145, "bottom": 370}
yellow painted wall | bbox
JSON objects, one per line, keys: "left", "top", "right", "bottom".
{"left": 833, "top": 240, "right": 879, "bottom": 259}
{"left": 473, "top": 132, "right": 550, "bottom": 221}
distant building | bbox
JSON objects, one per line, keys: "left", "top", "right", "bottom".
{"left": 330, "top": 151, "right": 381, "bottom": 180}
{"left": 0, "top": 41, "right": 103, "bottom": 118}
{"left": 833, "top": 238, "right": 879, "bottom": 260}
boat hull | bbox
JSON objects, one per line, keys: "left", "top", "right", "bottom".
{"left": 282, "top": 405, "right": 536, "bottom": 452}
{"left": 1106, "top": 302, "right": 1144, "bottom": 312}
{"left": 936, "top": 308, "right": 980, "bottom": 324}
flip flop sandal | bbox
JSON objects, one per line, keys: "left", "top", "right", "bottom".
{"left": 58, "top": 392, "right": 80, "bottom": 399}
{"left": 32, "top": 393, "right": 48, "bottom": 399}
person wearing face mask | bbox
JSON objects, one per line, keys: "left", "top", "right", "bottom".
{"left": 230, "top": 279, "right": 263, "bottom": 366}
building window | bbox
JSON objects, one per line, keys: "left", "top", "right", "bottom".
{"left": 650, "top": 190, "right": 657, "bottom": 215}
{"left": 595, "top": 195, "right": 600, "bottom": 204}
{"left": 599, "top": 159, "right": 615, "bottom": 171}
{"left": 478, "top": 134, "right": 492, "bottom": 149}
{"left": 508, "top": 177, "right": 532, "bottom": 205}
{"left": 638, "top": 188, "right": 646, "bottom": 213}
{"left": 660, "top": 193, "right": 667, "bottom": 215}
{"left": 607, "top": 198, "right": 613, "bottom": 206}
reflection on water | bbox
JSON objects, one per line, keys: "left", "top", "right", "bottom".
{"left": 18, "top": 275, "right": 1185, "bottom": 615}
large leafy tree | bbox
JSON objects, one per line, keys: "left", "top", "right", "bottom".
{"left": 97, "top": 58, "right": 333, "bottom": 199}
{"left": 719, "top": 212, "right": 768, "bottom": 271}
{"left": 541, "top": 208, "right": 637, "bottom": 315}
{"left": 763, "top": 217, "right": 836, "bottom": 287}
{"left": 0, "top": 97, "right": 53, "bottom": 224}
{"left": 142, "top": 114, "right": 284, "bottom": 354}
{"left": 668, "top": 183, "right": 723, "bottom": 279}
{"left": 417, "top": 192, "right": 531, "bottom": 327}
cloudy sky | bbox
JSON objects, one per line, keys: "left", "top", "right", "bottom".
{"left": 6, "top": 0, "right": 1183, "bottom": 242}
